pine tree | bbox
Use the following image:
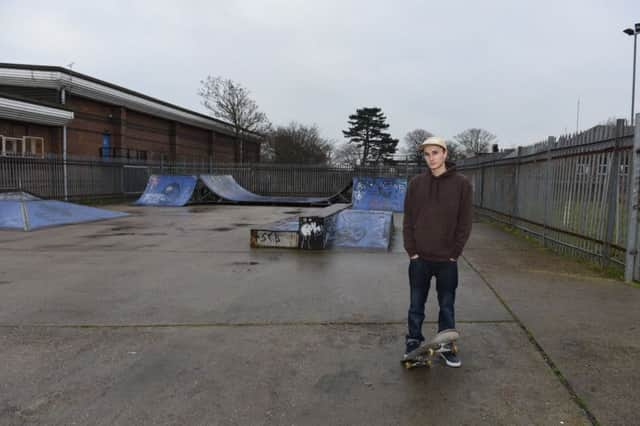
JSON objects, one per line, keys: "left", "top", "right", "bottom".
{"left": 342, "top": 107, "right": 399, "bottom": 165}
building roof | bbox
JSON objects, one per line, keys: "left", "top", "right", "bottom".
{"left": 0, "top": 92, "right": 74, "bottom": 126}
{"left": 0, "top": 63, "right": 261, "bottom": 140}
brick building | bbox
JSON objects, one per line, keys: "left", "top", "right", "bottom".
{"left": 0, "top": 63, "right": 261, "bottom": 162}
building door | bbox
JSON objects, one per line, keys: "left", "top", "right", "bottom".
{"left": 102, "top": 132, "right": 111, "bottom": 157}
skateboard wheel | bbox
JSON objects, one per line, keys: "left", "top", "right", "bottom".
{"left": 451, "top": 343, "right": 458, "bottom": 354}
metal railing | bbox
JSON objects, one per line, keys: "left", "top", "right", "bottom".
{"left": 457, "top": 118, "right": 640, "bottom": 280}
{"left": 0, "top": 154, "right": 425, "bottom": 201}
{"left": 4, "top": 119, "right": 640, "bottom": 281}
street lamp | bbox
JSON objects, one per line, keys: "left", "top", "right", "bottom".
{"left": 623, "top": 23, "right": 640, "bottom": 125}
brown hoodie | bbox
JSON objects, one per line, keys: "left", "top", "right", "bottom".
{"left": 403, "top": 161, "right": 473, "bottom": 261}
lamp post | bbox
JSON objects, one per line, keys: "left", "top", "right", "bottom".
{"left": 623, "top": 23, "right": 640, "bottom": 125}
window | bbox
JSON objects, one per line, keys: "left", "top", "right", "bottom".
{"left": 3, "top": 136, "right": 22, "bottom": 156}
{"left": 23, "top": 136, "right": 45, "bottom": 157}
{"left": 1, "top": 136, "right": 45, "bottom": 158}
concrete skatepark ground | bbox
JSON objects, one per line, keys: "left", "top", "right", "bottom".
{"left": 1, "top": 204, "right": 638, "bottom": 425}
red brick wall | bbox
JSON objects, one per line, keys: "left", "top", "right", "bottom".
{"left": 213, "top": 132, "right": 237, "bottom": 162}
{"left": 175, "top": 122, "right": 210, "bottom": 162}
{"left": 65, "top": 95, "right": 118, "bottom": 157}
{"left": 0, "top": 119, "right": 62, "bottom": 155}
{"left": 2, "top": 93, "right": 252, "bottom": 162}
{"left": 125, "top": 109, "right": 171, "bottom": 161}
{"left": 244, "top": 140, "right": 261, "bottom": 163}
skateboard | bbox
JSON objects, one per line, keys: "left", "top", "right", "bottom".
{"left": 401, "top": 329, "right": 460, "bottom": 369}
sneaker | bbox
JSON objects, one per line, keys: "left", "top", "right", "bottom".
{"left": 403, "top": 339, "right": 421, "bottom": 359}
{"left": 439, "top": 347, "right": 461, "bottom": 368}
{"left": 435, "top": 343, "right": 449, "bottom": 353}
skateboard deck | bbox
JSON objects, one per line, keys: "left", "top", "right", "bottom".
{"left": 401, "top": 329, "right": 459, "bottom": 369}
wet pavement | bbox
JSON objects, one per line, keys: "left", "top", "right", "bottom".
{"left": 0, "top": 204, "right": 637, "bottom": 425}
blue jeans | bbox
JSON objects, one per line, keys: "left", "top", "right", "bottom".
{"left": 406, "top": 258, "right": 458, "bottom": 343}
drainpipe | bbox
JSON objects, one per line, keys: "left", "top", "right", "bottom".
{"left": 61, "top": 87, "right": 68, "bottom": 200}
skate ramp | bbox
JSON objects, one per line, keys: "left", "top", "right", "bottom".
{"left": 250, "top": 217, "right": 300, "bottom": 248}
{"left": 0, "top": 192, "right": 128, "bottom": 231}
{"left": 251, "top": 205, "right": 392, "bottom": 251}
{"left": 200, "top": 175, "right": 335, "bottom": 206}
{"left": 135, "top": 175, "right": 198, "bottom": 206}
{"left": 351, "top": 177, "right": 407, "bottom": 213}
{"left": 326, "top": 209, "right": 393, "bottom": 250}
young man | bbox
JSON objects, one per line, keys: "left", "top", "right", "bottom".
{"left": 402, "top": 136, "right": 473, "bottom": 367}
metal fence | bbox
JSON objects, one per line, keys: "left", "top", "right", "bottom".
{"left": 0, "top": 154, "right": 425, "bottom": 201}
{"left": 457, "top": 118, "right": 640, "bottom": 281}
{"left": 4, "top": 118, "right": 640, "bottom": 281}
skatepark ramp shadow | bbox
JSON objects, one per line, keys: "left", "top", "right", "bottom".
{"left": 0, "top": 191, "right": 128, "bottom": 231}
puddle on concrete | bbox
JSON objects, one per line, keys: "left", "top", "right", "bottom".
{"left": 230, "top": 261, "right": 260, "bottom": 266}
{"left": 108, "top": 225, "right": 143, "bottom": 232}
{"left": 211, "top": 227, "right": 233, "bottom": 232}
{"left": 187, "top": 206, "right": 219, "bottom": 213}
{"left": 40, "top": 244, "right": 75, "bottom": 250}
{"left": 283, "top": 210, "right": 302, "bottom": 215}
{"left": 85, "top": 231, "right": 167, "bottom": 238}
{"left": 93, "top": 244, "right": 118, "bottom": 249}
{"left": 90, "top": 232, "right": 136, "bottom": 237}
{"left": 0, "top": 281, "right": 12, "bottom": 286}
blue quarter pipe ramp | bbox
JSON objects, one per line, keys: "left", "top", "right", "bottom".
{"left": 135, "top": 175, "right": 198, "bottom": 206}
{"left": 200, "top": 175, "right": 335, "bottom": 206}
{"left": 326, "top": 209, "right": 393, "bottom": 250}
{"left": 250, "top": 175, "right": 406, "bottom": 250}
{"left": 351, "top": 177, "right": 407, "bottom": 212}
{"left": 0, "top": 192, "right": 128, "bottom": 231}
{"left": 251, "top": 204, "right": 393, "bottom": 251}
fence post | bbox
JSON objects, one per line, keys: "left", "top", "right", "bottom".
{"left": 63, "top": 126, "right": 68, "bottom": 200}
{"left": 603, "top": 119, "right": 624, "bottom": 268}
{"left": 625, "top": 114, "right": 640, "bottom": 282}
{"left": 512, "top": 146, "right": 522, "bottom": 226}
{"left": 479, "top": 159, "right": 485, "bottom": 209}
{"left": 404, "top": 155, "right": 409, "bottom": 179}
{"left": 60, "top": 88, "right": 69, "bottom": 201}
{"left": 493, "top": 158, "right": 498, "bottom": 213}
{"left": 542, "top": 136, "right": 555, "bottom": 248}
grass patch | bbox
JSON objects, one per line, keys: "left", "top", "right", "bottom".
{"left": 480, "top": 216, "right": 631, "bottom": 285}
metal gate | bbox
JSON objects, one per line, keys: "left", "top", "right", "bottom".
{"left": 122, "top": 165, "right": 150, "bottom": 195}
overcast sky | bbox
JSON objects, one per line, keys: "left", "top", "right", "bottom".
{"left": 1, "top": 0, "right": 638, "bottom": 149}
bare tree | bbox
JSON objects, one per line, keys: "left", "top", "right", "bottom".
{"left": 199, "top": 76, "right": 270, "bottom": 162}
{"left": 331, "top": 141, "right": 361, "bottom": 166}
{"left": 445, "top": 140, "right": 466, "bottom": 162}
{"left": 454, "top": 128, "right": 496, "bottom": 156}
{"left": 400, "top": 130, "right": 466, "bottom": 163}
{"left": 402, "top": 129, "right": 433, "bottom": 162}
{"left": 262, "top": 122, "right": 333, "bottom": 164}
